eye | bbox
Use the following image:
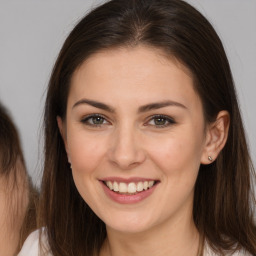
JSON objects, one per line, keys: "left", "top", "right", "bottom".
{"left": 81, "top": 114, "right": 109, "bottom": 127}
{"left": 146, "top": 115, "right": 175, "bottom": 128}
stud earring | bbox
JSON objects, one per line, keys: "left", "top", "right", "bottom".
{"left": 208, "top": 156, "right": 213, "bottom": 161}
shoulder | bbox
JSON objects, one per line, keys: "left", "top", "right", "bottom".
{"left": 17, "top": 228, "right": 52, "bottom": 256}
{"left": 17, "top": 229, "right": 40, "bottom": 256}
{"left": 231, "top": 251, "right": 253, "bottom": 256}
{"left": 204, "top": 242, "right": 253, "bottom": 256}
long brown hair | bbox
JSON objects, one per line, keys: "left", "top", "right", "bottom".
{"left": 0, "top": 103, "right": 38, "bottom": 253}
{"left": 40, "top": 0, "right": 256, "bottom": 255}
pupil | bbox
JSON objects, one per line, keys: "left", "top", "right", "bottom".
{"left": 93, "top": 117, "right": 103, "bottom": 124}
{"left": 155, "top": 118, "right": 165, "bottom": 125}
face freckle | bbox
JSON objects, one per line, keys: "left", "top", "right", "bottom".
{"left": 61, "top": 45, "right": 207, "bottom": 234}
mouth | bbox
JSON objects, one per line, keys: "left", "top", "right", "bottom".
{"left": 102, "top": 180, "right": 159, "bottom": 195}
{"left": 100, "top": 178, "right": 160, "bottom": 204}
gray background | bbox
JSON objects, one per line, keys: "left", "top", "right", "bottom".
{"left": 0, "top": 0, "right": 255, "bottom": 185}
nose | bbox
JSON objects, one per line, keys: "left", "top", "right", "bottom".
{"left": 107, "top": 124, "right": 146, "bottom": 170}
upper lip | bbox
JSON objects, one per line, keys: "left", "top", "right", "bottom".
{"left": 100, "top": 177, "right": 159, "bottom": 183}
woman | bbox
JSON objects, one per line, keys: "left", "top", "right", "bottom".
{"left": 18, "top": 0, "right": 256, "bottom": 255}
{"left": 0, "top": 103, "right": 38, "bottom": 256}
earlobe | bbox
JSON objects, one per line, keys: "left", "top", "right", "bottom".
{"left": 201, "top": 111, "right": 230, "bottom": 164}
{"left": 57, "top": 116, "right": 70, "bottom": 162}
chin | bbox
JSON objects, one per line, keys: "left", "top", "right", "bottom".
{"left": 102, "top": 211, "right": 157, "bottom": 234}
{"left": 106, "top": 222, "right": 151, "bottom": 234}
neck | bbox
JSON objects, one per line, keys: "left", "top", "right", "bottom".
{"left": 100, "top": 212, "right": 200, "bottom": 256}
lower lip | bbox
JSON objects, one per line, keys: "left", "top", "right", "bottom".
{"left": 101, "top": 182, "right": 158, "bottom": 204}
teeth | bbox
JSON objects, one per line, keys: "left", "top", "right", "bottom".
{"left": 148, "top": 181, "right": 154, "bottom": 188}
{"left": 119, "top": 182, "right": 127, "bottom": 193}
{"left": 143, "top": 181, "right": 149, "bottom": 190}
{"left": 113, "top": 181, "right": 119, "bottom": 192}
{"left": 128, "top": 183, "right": 137, "bottom": 193}
{"left": 137, "top": 182, "right": 144, "bottom": 192}
{"left": 106, "top": 181, "right": 113, "bottom": 190}
{"left": 105, "top": 180, "right": 156, "bottom": 194}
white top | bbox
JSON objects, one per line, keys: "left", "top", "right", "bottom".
{"left": 18, "top": 229, "right": 252, "bottom": 256}
{"left": 17, "top": 229, "right": 51, "bottom": 256}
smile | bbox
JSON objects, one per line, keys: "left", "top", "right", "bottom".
{"left": 101, "top": 178, "right": 159, "bottom": 204}
{"left": 104, "top": 180, "right": 156, "bottom": 194}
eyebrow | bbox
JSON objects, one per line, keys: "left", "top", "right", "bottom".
{"left": 72, "top": 99, "right": 115, "bottom": 112}
{"left": 72, "top": 98, "right": 186, "bottom": 113}
{"left": 138, "top": 101, "right": 187, "bottom": 113}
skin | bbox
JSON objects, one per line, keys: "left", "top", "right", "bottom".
{"left": 58, "top": 46, "right": 229, "bottom": 256}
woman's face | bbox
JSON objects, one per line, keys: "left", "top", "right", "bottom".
{"left": 60, "top": 46, "right": 209, "bottom": 234}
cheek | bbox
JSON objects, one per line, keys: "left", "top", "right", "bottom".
{"left": 146, "top": 130, "right": 204, "bottom": 175}
{"left": 67, "top": 131, "right": 107, "bottom": 175}
{"left": 67, "top": 132, "right": 106, "bottom": 208}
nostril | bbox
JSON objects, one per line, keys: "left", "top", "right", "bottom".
{"left": 107, "top": 132, "right": 146, "bottom": 169}
{"left": 108, "top": 148, "right": 146, "bottom": 170}
{"left": 110, "top": 159, "right": 141, "bottom": 170}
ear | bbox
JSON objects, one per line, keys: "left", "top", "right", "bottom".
{"left": 201, "top": 111, "right": 230, "bottom": 164}
{"left": 57, "top": 116, "right": 71, "bottom": 163}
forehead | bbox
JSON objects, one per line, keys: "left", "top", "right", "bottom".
{"left": 69, "top": 46, "right": 201, "bottom": 111}
{"left": 73, "top": 45, "right": 193, "bottom": 83}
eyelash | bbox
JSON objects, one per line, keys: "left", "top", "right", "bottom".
{"left": 81, "top": 114, "right": 176, "bottom": 128}
{"left": 81, "top": 114, "right": 109, "bottom": 127}
{"left": 146, "top": 114, "right": 176, "bottom": 128}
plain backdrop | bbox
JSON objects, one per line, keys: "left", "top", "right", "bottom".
{"left": 0, "top": 0, "right": 255, "bottom": 185}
